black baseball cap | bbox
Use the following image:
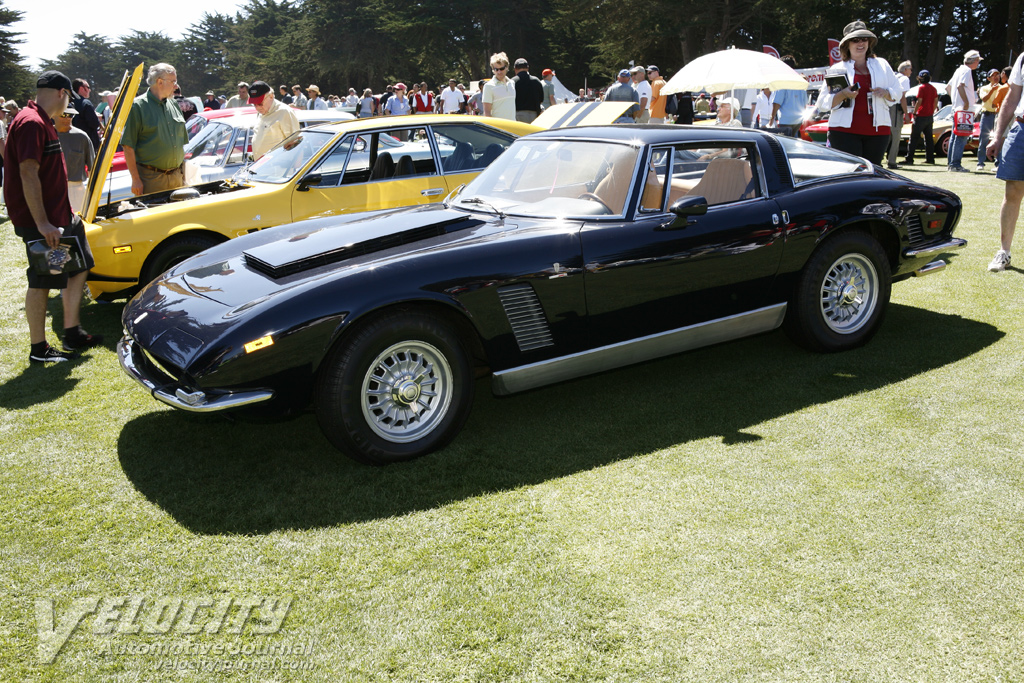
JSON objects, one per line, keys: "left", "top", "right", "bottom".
{"left": 37, "top": 70, "right": 72, "bottom": 92}
{"left": 247, "top": 81, "right": 273, "bottom": 105}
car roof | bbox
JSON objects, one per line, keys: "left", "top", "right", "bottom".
{"left": 524, "top": 123, "right": 778, "bottom": 145}
{"left": 309, "top": 114, "right": 541, "bottom": 136}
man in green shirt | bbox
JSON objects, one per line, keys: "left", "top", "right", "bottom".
{"left": 122, "top": 63, "right": 188, "bottom": 196}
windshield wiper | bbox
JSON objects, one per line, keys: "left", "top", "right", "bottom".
{"left": 460, "top": 197, "right": 505, "bottom": 218}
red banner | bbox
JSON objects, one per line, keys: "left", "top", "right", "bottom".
{"left": 828, "top": 39, "right": 841, "bottom": 65}
{"left": 763, "top": 45, "right": 780, "bottom": 59}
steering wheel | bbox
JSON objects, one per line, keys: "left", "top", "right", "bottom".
{"left": 578, "top": 192, "right": 612, "bottom": 213}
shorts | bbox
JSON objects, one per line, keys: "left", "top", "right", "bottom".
{"left": 18, "top": 215, "right": 95, "bottom": 290}
{"left": 996, "top": 122, "right": 1024, "bottom": 182}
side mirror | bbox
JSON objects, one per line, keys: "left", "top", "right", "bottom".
{"left": 295, "top": 172, "right": 323, "bottom": 192}
{"left": 658, "top": 196, "right": 708, "bottom": 230}
{"left": 669, "top": 195, "right": 708, "bottom": 216}
{"left": 354, "top": 139, "right": 367, "bottom": 152}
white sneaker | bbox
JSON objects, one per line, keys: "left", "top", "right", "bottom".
{"left": 988, "top": 250, "right": 1011, "bottom": 272}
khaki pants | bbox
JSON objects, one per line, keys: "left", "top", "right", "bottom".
{"left": 139, "top": 164, "right": 185, "bottom": 195}
{"left": 638, "top": 110, "right": 650, "bottom": 124}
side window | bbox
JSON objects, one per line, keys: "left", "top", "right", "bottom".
{"left": 366, "top": 128, "right": 437, "bottom": 180}
{"left": 639, "top": 147, "right": 671, "bottom": 212}
{"left": 662, "top": 144, "right": 760, "bottom": 207}
{"left": 310, "top": 135, "right": 354, "bottom": 187}
{"left": 226, "top": 129, "right": 250, "bottom": 165}
{"left": 432, "top": 123, "right": 514, "bottom": 173}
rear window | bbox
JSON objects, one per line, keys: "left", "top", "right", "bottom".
{"left": 777, "top": 136, "right": 870, "bottom": 184}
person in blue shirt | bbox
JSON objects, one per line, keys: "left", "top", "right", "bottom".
{"left": 769, "top": 56, "right": 808, "bottom": 137}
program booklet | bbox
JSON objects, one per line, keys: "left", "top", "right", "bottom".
{"left": 825, "top": 73, "right": 853, "bottom": 107}
{"left": 27, "top": 236, "right": 87, "bottom": 276}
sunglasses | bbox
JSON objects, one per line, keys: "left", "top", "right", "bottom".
{"left": 849, "top": 37, "right": 869, "bottom": 44}
{"left": 59, "top": 113, "right": 74, "bottom": 119}
{"left": 492, "top": 66, "right": 506, "bottom": 71}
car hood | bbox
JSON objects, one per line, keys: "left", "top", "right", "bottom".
{"left": 159, "top": 205, "right": 496, "bottom": 307}
{"left": 533, "top": 101, "right": 636, "bottom": 128}
{"left": 82, "top": 63, "right": 144, "bottom": 223}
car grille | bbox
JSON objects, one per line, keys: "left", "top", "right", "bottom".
{"left": 498, "top": 283, "right": 554, "bottom": 352}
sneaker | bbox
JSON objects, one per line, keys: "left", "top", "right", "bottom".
{"left": 976, "top": 164, "right": 985, "bottom": 171}
{"left": 948, "top": 166, "right": 970, "bottom": 173}
{"left": 62, "top": 327, "right": 104, "bottom": 352}
{"left": 902, "top": 159, "right": 914, "bottom": 165}
{"left": 887, "top": 163, "right": 900, "bottom": 170}
{"left": 30, "top": 344, "right": 76, "bottom": 364}
{"left": 988, "top": 250, "right": 1011, "bottom": 272}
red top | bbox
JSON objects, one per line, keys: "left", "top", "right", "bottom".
{"left": 914, "top": 83, "right": 938, "bottom": 117}
{"left": 838, "top": 72, "right": 890, "bottom": 136}
{"left": 412, "top": 92, "right": 434, "bottom": 113}
{"left": 2, "top": 100, "right": 73, "bottom": 230}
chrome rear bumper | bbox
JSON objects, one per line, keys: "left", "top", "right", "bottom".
{"left": 118, "top": 335, "right": 274, "bottom": 413}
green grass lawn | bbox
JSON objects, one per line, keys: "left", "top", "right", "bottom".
{"left": 2, "top": 164, "right": 1023, "bottom": 682}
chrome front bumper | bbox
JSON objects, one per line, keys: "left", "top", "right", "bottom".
{"left": 118, "top": 335, "right": 274, "bottom": 413}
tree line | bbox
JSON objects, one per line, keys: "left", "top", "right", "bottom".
{"left": 1, "top": 0, "right": 1021, "bottom": 104}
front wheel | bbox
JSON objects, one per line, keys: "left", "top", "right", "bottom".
{"left": 142, "top": 233, "right": 221, "bottom": 285}
{"left": 315, "top": 311, "right": 474, "bottom": 465}
{"left": 785, "top": 231, "right": 891, "bottom": 353}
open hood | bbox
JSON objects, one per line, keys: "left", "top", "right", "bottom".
{"left": 82, "top": 63, "right": 144, "bottom": 223}
{"left": 533, "top": 101, "right": 635, "bottom": 129}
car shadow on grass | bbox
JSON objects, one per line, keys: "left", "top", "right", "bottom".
{"left": 117, "top": 303, "right": 1002, "bottom": 535}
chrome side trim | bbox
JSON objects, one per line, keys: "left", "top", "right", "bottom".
{"left": 118, "top": 336, "right": 274, "bottom": 413}
{"left": 912, "top": 260, "right": 947, "bottom": 277}
{"left": 903, "top": 237, "right": 967, "bottom": 258}
{"left": 492, "top": 303, "right": 787, "bottom": 395}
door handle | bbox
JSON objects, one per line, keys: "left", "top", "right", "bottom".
{"left": 421, "top": 188, "right": 444, "bottom": 197}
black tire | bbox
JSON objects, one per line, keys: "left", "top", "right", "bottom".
{"left": 142, "top": 234, "right": 221, "bottom": 285}
{"left": 785, "top": 231, "right": 891, "bottom": 353}
{"left": 314, "top": 311, "right": 474, "bottom": 465}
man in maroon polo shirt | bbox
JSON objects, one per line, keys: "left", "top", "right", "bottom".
{"left": 3, "top": 70, "right": 102, "bottom": 364}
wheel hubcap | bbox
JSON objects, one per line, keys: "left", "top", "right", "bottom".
{"left": 820, "top": 253, "right": 879, "bottom": 334}
{"left": 361, "top": 341, "right": 453, "bottom": 443}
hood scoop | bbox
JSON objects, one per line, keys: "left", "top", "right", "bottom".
{"left": 243, "top": 214, "right": 483, "bottom": 280}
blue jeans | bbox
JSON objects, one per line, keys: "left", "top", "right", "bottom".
{"left": 978, "top": 112, "right": 996, "bottom": 168}
{"left": 948, "top": 131, "right": 968, "bottom": 169}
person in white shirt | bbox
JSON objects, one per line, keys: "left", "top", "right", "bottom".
{"left": 483, "top": 52, "right": 516, "bottom": 120}
{"left": 631, "top": 66, "right": 652, "bottom": 124}
{"left": 985, "top": 53, "right": 1024, "bottom": 272}
{"left": 947, "top": 49, "right": 982, "bottom": 172}
{"left": 345, "top": 88, "right": 359, "bottom": 107}
{"left": 887, "top": 61, "right": 913, "bottom": 169}
{"left": 440, "top": 79, "right": 465, "bottom": 114}
{"left": 753, "top": 88, "right": 773, "bottom": 128}
{"left": 248, "top": 81, "right": 299, "bottom": 160}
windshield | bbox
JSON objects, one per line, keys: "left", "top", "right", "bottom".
{"left": 243, "top": 130, "right": 336, "bottom": 184}
{"left": 454, "top": 139, "right": 640, "bottom": 217}
{"left": 776, "top": 135, "right": 870, "bottom": 184}
{"left": 184, "top": 121, "right": 237, "bottom": 167}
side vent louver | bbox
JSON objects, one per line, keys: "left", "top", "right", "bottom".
{"left": 498, "top": 284, "right": 554, "bottom": 352}
{"left": 905, "top": 214, "right": 926, "bottom": 248}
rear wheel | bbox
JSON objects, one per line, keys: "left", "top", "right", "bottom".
{"left": 785, "top": 231, "right": 891, "bottom": 352}
{"left": 315, "top": 311, "right": 474, "bottom": 465}
{"left": 937, "top": 132, "right": 950, "bottom": 158}
{"left": 142, "top": 234, "right": 221, "bottom": 284}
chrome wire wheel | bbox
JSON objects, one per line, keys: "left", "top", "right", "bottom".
{"left": 819, "top": 253, "right": 879, "bottom": 334}
{"left": 360, "top": 340, "right": 454, "bottom": 443}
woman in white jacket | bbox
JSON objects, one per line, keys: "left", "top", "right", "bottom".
{"left": 816, "top": 21, "right": 900, "bottom": 164}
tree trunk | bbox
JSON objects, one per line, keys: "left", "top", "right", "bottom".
{"left": 903, "top": 0, "right": 919, "bottom": 67}
{"left": 1006, "top": 0, "right": 1022, "bottom": 64}
{"left": 925, "top": 0, "right": 956, "bottom": 76}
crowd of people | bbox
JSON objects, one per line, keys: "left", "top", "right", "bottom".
{"left": 1, "top": 31, "right": 1023, "bottom": 362}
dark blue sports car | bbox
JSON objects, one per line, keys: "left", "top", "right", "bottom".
{"left": 119, "top": 125, "right": 965, "bottom": 464}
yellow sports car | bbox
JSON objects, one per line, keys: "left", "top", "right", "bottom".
{"left": 82, "top": 70, "right": 631, "bottom": 300}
